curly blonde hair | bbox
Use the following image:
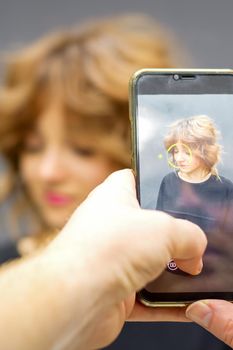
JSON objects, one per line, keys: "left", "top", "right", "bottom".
{"left": 164, "top": 115, "right": 222, "bottom": 177}
{"left": 0, "top": 14, "right": 175, "bottom": 173}
{"left": 0, "top": 14, "right": 177, "bottom": 248}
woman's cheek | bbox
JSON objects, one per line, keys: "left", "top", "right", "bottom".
{"left": 76, "top": 163, "right": 108, "bottom": 187}
{"left": 19, "top": 156, "right": 41, "bottom": 185}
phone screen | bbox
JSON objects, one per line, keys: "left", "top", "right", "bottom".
{"left": 133, "top": 72, "right": 233, "bottom": 302}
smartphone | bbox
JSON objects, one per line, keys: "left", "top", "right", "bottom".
{"left": 130, "top": 69, "right": 233, "bottom": 306}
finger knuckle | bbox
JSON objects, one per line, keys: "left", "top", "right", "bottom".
{"left": 223, "top": 318, "right": 233, "bottom": 347}
{"left": 160, "top": 212, "right": 174, "bottom": 231}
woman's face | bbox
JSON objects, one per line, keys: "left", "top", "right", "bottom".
{"left": 173, "top": 142, "right": 204, "bottom": 176}
{"left": 19, "top": 102, "right": 120, "bottom": 229}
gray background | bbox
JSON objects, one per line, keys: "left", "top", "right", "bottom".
{"left": 1, "top": 0, "right": 233, "bottom": 67}
{"left": 1, "top": 1, "right": 232, "bottom": 350}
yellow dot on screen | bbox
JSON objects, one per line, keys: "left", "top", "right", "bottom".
{"left": 158, "top": 153, "right": 163, "bottom": 159}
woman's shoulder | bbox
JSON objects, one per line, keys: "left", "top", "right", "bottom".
{"left": 213, "top": 175, "right": 233, "bottom": 194}
{"left": 217, "top": 175, "right": 233, "bottom": 187}
{"left": 162, "top": 171, "right": 178, "bottom": 181}
{"left": 160, "top": 172, "right": 179, "bottom": 186}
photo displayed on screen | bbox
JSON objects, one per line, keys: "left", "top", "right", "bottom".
{"left": 138, "top": 94, "right": 233, "bottom": 293}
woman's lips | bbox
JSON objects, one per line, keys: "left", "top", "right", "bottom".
{"left": 178, "top": 164, "right": 189, "bottom": 168}
{"left": 45, "top": 191, "right": 73, "bottom": 206}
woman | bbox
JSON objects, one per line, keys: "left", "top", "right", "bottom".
{"left": 0, "top": 14, "right": 175, "bottom": 259}
{"left": 157, "top": 115, "right": 233, "bottom": 233}
{"left": 154, "top": 115, "right": 233, "bottom": 291}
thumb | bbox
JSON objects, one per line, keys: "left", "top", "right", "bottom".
{"left": 86, "top": 169, "right": 139, "bottom": 208}
{"left": 186, "top": 300, "right": 233, "bottom": 347}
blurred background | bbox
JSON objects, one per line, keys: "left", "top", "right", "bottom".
{"left": 1, "top": 0, "right": 233, "bottom": 67}
{"left": 1, "top": 1, "right": 233, "bottom": 349}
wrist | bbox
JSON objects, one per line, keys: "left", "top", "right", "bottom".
{"left": 39, "top": 245, "right": 107, "bottom": 349}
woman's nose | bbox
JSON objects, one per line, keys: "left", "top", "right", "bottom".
{"left": 176, "top": 152, "right": 185, "bottom": 162}
{"left": 39, "top": 149, "right": 66, "bottom": 181}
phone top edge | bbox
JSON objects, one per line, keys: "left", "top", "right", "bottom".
{"left": 129, "top": 68, "right": 233, "bottom": 96}
{"left": 131, "top": 68, "right": 233, "bottom": 77}
{"left": 130, "top": 68, "right": 233, "bottom": 84}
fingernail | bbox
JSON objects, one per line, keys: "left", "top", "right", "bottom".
{"left": 186, "top": 301, "right": 212, "bottom": 328}
{"left": 195, "top": 259, "right": 203, "bottom": 274}
{"left": 191, "top": 259, "right": 203, "bottom": 275}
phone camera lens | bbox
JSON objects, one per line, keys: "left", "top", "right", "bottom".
{"left": 173, "top": 74, "right": 180, "bottom": 81}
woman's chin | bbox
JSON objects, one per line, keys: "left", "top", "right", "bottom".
{"left": 41, "top": 211, "right": 72, "bottom": 230}
{"left": 38, "top": 201, "right": 78, "bottom": 229}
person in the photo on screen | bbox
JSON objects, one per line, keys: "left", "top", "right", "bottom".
{"left": 157, "top": 114, "right": 233, "bottom": 231}
{"left": 156, "top": 114, "right": 233, "bottom": 286}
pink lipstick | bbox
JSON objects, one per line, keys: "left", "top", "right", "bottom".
{"left": 45, "top": 192, "right": 73, "bottom": 206}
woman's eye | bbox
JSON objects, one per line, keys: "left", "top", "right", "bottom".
{"left": 21, "top": 130, "right": 44, "bottom": 153}
{"left": 22, "top": 140, "right": 43, "bottom": 153}
{"left": 72, "top": 146, "right": 96, "bottom": 157}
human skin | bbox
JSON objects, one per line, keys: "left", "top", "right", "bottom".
{"left": 19, "top": 100, "right": 119, "bottom": 229}
{"left": 0, "top": 170, "right": 207, "bottom": 350}
{"left": 173, "top": 142, "right": 209, "bottom": 181}
{"left": 186, "top": 300, "right": 233, "bottom": 348}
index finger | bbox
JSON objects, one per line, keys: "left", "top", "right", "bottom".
{"left": 139, "top": 211, "right": 207, "bottom": 277}
{"left": 121, "top": 210, "right": 207, "bottom": 296}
